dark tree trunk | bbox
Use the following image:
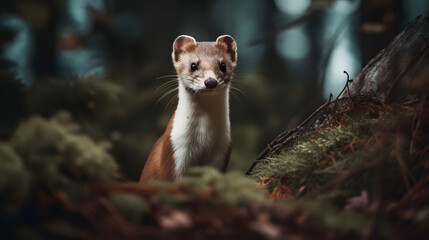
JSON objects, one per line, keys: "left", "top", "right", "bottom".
{"left": 350, "top": 11, "right": 429, "bottom": 102}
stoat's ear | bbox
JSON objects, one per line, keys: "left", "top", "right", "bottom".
{"left": 216, "top": 35, "right": 237, "bottom": 62}
{"left": 172, "top": 35, "right": 197, "bottom": 62}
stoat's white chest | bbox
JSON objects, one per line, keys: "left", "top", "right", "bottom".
{"left": 170, "top": 82, "right": 231, "bottom": 177}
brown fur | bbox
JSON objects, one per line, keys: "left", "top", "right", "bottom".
{"left": 173, "top": 36, "right": 197, "bottom": 62}
{"left": 139, "top": 114, "right": 176, "bottom": 182}
{"left": 216, "top": 35, "right": 237, "bottom": 62}
{"left": 175, "top": 42, "right": 236, "bottom": 83}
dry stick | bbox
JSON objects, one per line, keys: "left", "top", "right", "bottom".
{"left": 336, "top": 71, "right": 353, "bottom": 102}
{"left": 385, "top": 38, "right": 429, "bottom": 103}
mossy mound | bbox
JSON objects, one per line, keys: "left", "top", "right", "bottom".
{"left": 11, "top": 111, "right": 118, "bottom": 185}
{"left": 247, "top": 96, "right": 429, "bottom": 238}
{"left": 249, "top": 98, "right": 428, "bottom": 202}
{"left": 0, "top": 112, "right": 118, "bottom": 218}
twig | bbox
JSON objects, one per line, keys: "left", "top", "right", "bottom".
{"left": 336, "top": 71, "right": 354, "bottom": 101}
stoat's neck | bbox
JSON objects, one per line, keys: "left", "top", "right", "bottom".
{"left": 177, "top": 82, "right": 230, "bottom": 123}
{"left": 170, "top": 81, "right": 231, "bottom": 177}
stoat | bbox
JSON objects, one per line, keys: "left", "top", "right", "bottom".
{"left": 139, "top": 35, "right": 237, "bottom": 182}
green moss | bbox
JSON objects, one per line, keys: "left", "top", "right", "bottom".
{"left": 109, "top": 193, "right": 150, "bottom": 223}
{"left": 0, "top": 144, "right": 32, "bottom": 215}
{"left": 180, "top": 167, "right": 268, "bottom": 207}
{"left": 215, "top": 171, "right": 268, "bottom": 206}
{"left": 178, "top": 167, "right": 222, "bottom": 190}
{"left": 7, "top": 111, "right": 118, "bottom": 195}
{"left": 150, "top": 167, "right": 268, "bottom": 208}
{"left": 249, "top": 110, "right": 402, "bottom": 198}
{"left": 156, "top": 192, "right": 189, "bottom": 209}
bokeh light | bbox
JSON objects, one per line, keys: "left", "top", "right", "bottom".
{"left": 0, "top": 14, "right": 33, "bottom": 85}
{"left": 324, "top": 41, "right": 361, "bottom": 97}
{"left": 322, "top": 0, "right": 361, "bottom": 98}
{"left": 275, "top": 26, "right": 310, "bottom": 61}
{"left": 274, "top": 0, "right": 311, "bottom": 16}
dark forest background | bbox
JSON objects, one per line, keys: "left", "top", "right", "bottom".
{"left": 0, "top": 0, "right": 428, "bottom": 180}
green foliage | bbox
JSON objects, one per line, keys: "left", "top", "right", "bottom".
{"left": 178, "top": 167, "right": 222, "bottom": 190}
{"left": 178, "top": 167, "right": 268, "bottom": 207}
{"left": 250, "top": 109, "right": 404, "bottom": 198}
{"left": 0, "top": 144, "right": 32, "bottom": 215}
{"left": 0, "top": 111, "right": 118, "bottom": 212}
{"left": 150, "top": 167, "right": 268, "bottom": 208}
{"left": 11, "top": 111, "right": 118, "bottom": 186}
{"left": 109, "top": 192, "right": 150, "bottom": 223}
{"left": 214, "top": 171, "right": 268, "bottom": 207}
{"left": 156, "top": 192, "right": 190, "bottom": 209}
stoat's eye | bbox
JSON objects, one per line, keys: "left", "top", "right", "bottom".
{"left": 219, "top": 62, "right": 226, "bottom": 73}
{"left": 190, "top": 63, "right": 198, "bottom": 72}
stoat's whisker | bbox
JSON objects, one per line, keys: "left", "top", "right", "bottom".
{"left": 230, "top": 85, "right": 247, "bottom": 97}
{"left": 164, "top": 92, "right": 178, "bottom": 111}
{"left": 230, "top": 89, "right": 244, "bottom": 109}
{"left": 156, "top": 74, "right": 179, "bottom": 80}
{"left": 155, "top": 79, "right": 178, "bottom": 94}
{"left": 156, "top": 87, "right": 178, "bottom": 105}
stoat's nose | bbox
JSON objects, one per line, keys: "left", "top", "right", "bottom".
{"left": 204, "top": 78, "right": 218, "bottom": 89}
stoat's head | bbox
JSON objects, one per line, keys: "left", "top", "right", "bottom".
{"left": 172, "top": 35, "right": 237, "bottom": 93}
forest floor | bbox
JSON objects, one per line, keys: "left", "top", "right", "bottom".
{"left": 1, "top": 70, "right": 428, "bottom": 239}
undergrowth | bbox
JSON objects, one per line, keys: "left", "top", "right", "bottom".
{"left": 249, "top": 98, "right": 429, "bottom": 204}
